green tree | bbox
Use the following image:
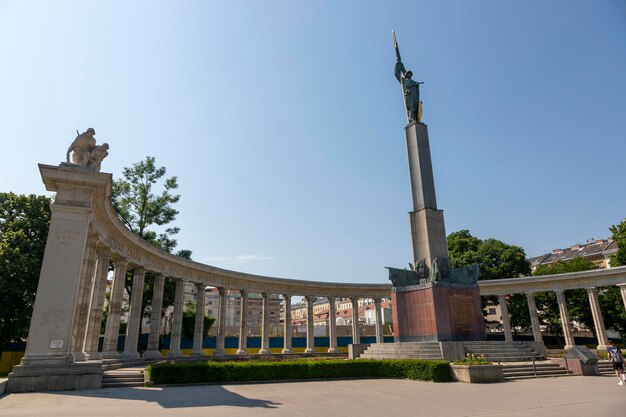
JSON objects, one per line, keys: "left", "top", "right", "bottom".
{"left": 0, "top": 193, "right": 51, "bottom": 358}
{"left": 447, "top": 230, "right": 531, "bottom": 331}
{"left": 112, "top": 156, "right": 181, "bottom": 252}
{"left": 181, "top": 301, "right": 216, "bottom": 339}
{"left": 447, "top": 230, "right": 531, "bottom": 280}
{"left": 610, "top": 218, "right": 626, "bottom": 267}
{"left": 533, "top": 257, "right": 597, "bottom": 345}
{"left": 110, "top": 156, "right": 192, "bottom": 334}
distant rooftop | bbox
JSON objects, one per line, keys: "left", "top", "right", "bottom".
{"left": 529, "top": 238, "right": 617, "bottom": 269}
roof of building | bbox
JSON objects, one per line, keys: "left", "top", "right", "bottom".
{"left": 529, "top": 238, "right": 616, "bottom": 267}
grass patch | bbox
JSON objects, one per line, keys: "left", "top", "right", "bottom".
{"left": 146, "top": 359, "right": 451, "bottom": 385}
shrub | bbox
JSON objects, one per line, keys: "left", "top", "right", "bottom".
{"left": 145, "top": 359, "right": 451, "bottom": 385}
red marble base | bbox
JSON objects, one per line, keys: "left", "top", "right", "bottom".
{"left": 391, "top": 284, "right": 485, "bottom": 342}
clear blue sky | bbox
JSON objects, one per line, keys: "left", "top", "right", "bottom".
{"left": 1, "top": 1, "right": 625, "bottom": 283}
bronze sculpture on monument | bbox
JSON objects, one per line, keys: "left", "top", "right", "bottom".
{"left": 387, "top": 32, "right": 484, "bottom": 343}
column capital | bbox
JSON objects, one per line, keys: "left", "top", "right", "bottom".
{"left": 239, "top": 288, "right": 247, "bottom": 295}
{"left": 195, "top": 282, "right": 205, "bottom": 290}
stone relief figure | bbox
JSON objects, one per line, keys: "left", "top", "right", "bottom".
{"left": 65, "top": 128, "right": 109, "bottom": 172}
{"left": 415, "top": 258, "right": 430, "bottom": 278}
{"left": 387, "top": 267, "right": 420, "bottom": 287}
{"left": 427, "top": 257, "right": 451, "bottom": 283}
{"left": 393, "top": 31, "right": 423, "bottom": 124}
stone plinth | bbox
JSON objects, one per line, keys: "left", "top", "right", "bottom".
{"left": 7, "top": 362, "right": 102, "bottom": 393}
{"left": 391, "top": 283, "right": 485, "bottom": 342}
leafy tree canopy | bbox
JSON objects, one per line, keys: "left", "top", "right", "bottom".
{"left": 610, "top": 218, "right": 626, "bottom": 267}
{"left": 112, "top": 156, "right": 181, "bottom": 253}
{"left": 447, "top": 230, "right": 531, "bottom": 280}
{"left": 0, "top": 193, "right": 50, "bottom": 356}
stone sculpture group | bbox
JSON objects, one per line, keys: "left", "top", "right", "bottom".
{"left": 66, "top": 128, "right": 109, "bottom": 172}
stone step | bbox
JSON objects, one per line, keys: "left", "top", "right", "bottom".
{"left": 102, "top": 381, "right": 145, "bottom": 388}
{"left": 500, "top": 363, "right": 570, "bottom": 380}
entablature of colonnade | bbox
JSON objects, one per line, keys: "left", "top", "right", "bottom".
{"left": 40, "top": 163, "right": 392, "bottom": 299}
{"left": 478, "top": 265, "right": 626, "bottom": 296}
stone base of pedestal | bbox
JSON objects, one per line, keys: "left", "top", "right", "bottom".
{"left": 7, "top": 361, "right": 103, "bottom": 393}
{"left": 391, "top": 282, "right": 485, "bottom": 342}
{"left": 142, "top": 350, "right": 163, "bottom": 360}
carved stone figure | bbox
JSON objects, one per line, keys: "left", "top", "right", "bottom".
{"left": 415, "top": 258, "right": 429, "bottom": 278}
{"left": 393, "top": 32, "right": 423, "bottom": 124}
{"left": 428, "top": 257, "right": 451, "bottom": 283}
{"left": 387, "top": 267, "right": 420, "bottom": 287}
{"left": 66, "top": 128, "right": 96, "bottom": 166}
{"left": 65, "top": 128, "right": 109, "bottom": 172}
{"left": 87, "top": 143, "right": 109, "bottom": 172}
{"left": 447, "top": 264, "right": 480, "bottom": 285}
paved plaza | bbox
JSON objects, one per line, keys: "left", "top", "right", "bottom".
{"left": 1, "top": 376, "right": 625, "bottom": 417}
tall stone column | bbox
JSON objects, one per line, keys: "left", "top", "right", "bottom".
{"left": 555, "top": 290, "right": 575, "bottom": 349}
{"left": 327, "top": 297, "right": 338, "bottom": 353}
{"left": 236, "top": 289, "right": 249, "bottom": 355}
{"left": 374, "top": 298, "right": 384, "bottom": 344}
{"left": 83, "top": 246, "right": 111, "bottom": 359}
{"left": 9, "top": 165, "right": 105, "bottom": 393}
{"left": 259, "top": 292, "right": 271, "bottom": 354}
{"left": 191, "top": 283, "right": 206, "bottom": 357}
{"left": 167, "top": 278, "right": 184, "bottom": 358}
{"left": 282, "top": 294, "right": 293, "bottom": 354}
{"left": 304, "top": 296, "right": 315, "bottom": 353}
{"left": 122, "top": 268, "right": 146, "bottom": 359}
{"left": 525, "top": 292, "right": 543, "bottom": 342}
{"left": 70, "top": 231, "right": 98, "bottom": 361}
{"left": 497, "top": 295, "right": 513, "bottom": 342}
{"left": 143, "top": 274, "right": 165, "bottom": 359}
{"left": 213, "top": 287, "right": 227, "bottom": 356}
{"left": 351, "top": 298, "right": 360, "bottom": 345}
{"left": 617, "top": 284, "right": 626, "bottom": 312}
{"left": 101, "top": 258, "right": 129, "bottom": 358}
{"left": 405, "top": 122, "right": 449, "bottom": 267}
{"left": 586, "top": 287, "right": 609, "bottom": 351}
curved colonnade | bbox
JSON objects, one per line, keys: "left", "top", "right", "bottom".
{"left": 47, "top": 165, "right": 391, "bottom": 361}
{"left": 26, "top": 165, "right": 626, "bottom": 365}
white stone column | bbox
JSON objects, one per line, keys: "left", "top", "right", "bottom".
{"left": 167, "top": 278, "right": 184, "bottom": 358}
{"left": 304, "top": 296, "right": 315, "bottom": 353}
{"left": 143, "top": 274, "right": 165, "bottom": 359}
{"left": 555, "top": 290, "right": 575, "bottom": 349}
{"left": 327, "top": 297, "right": 338, "bottom": 353}
{"left": 351, "top": 298, "right": 360, "bottom": 345}
{"left": 282, "top": 294, "right": 293, "bottom": 354}
{"left": 83, "top": 246, "right": 111, "bottom": 359}
{"left": 586, "top": 287, "right": 609, "bottom": 351}
{"left": 525, "top": 292, "right": 543, "bottom": 342}
{"left": 617, "top": 284, "right": 626, "bottom": 312}
{"left": 236, "top": 289, "right": 249, "bottom": 355}
{"left": 497, "top": 294, "right": 513, "bottom": 342}
{"left": 259, "top": 292, "right": 271, "bottom": 354}
{"left": 191, "top": 283, "right": 206, "bottom": 357}
{"left": 101, "top": 258, "right": 129, "bottom": 358}
{"left": 374, "top": 298, "right": 384, "bottom": 344}
{"left": 122, "top": 268, "right": 146, "bottom": 359}
{"left": 70, "top": 232, "right": 98, "bottom": 361}
{"left": 213, "top": 287, "right": 227, "bottom": 356}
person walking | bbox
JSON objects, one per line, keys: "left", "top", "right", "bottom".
{"left": 606, "top": 340, "right": 625, "bottom": 385}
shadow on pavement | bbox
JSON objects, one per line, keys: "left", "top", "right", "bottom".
{"left": 44, "top": 385, "right": 281, "bottom": 409}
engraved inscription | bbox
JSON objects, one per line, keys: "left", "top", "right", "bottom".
{"left": 55, "top": 230, "right": 81, "bottom": 246}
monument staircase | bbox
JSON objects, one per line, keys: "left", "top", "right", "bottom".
{"left": 359, "top": 342, "right": 443, "bottom": 360}
{"left": 596, "top": 360, "right": 616, "bottom": 376}
{"left": 102, "top": 367, "right": 145, "bottom": 388}
{"left": 463, "top": 341, "right": 542, "bottom": 362}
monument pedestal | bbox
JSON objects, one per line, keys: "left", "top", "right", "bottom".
{"left": 7, "top": 362, "right": 102, "bottom": 393}
{"left": 391, "top": 282, "right": 485, "bottom": 342}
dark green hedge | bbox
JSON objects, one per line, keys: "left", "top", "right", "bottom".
{"left": 146, "top": 359, "right": 451, "bottom": 385}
